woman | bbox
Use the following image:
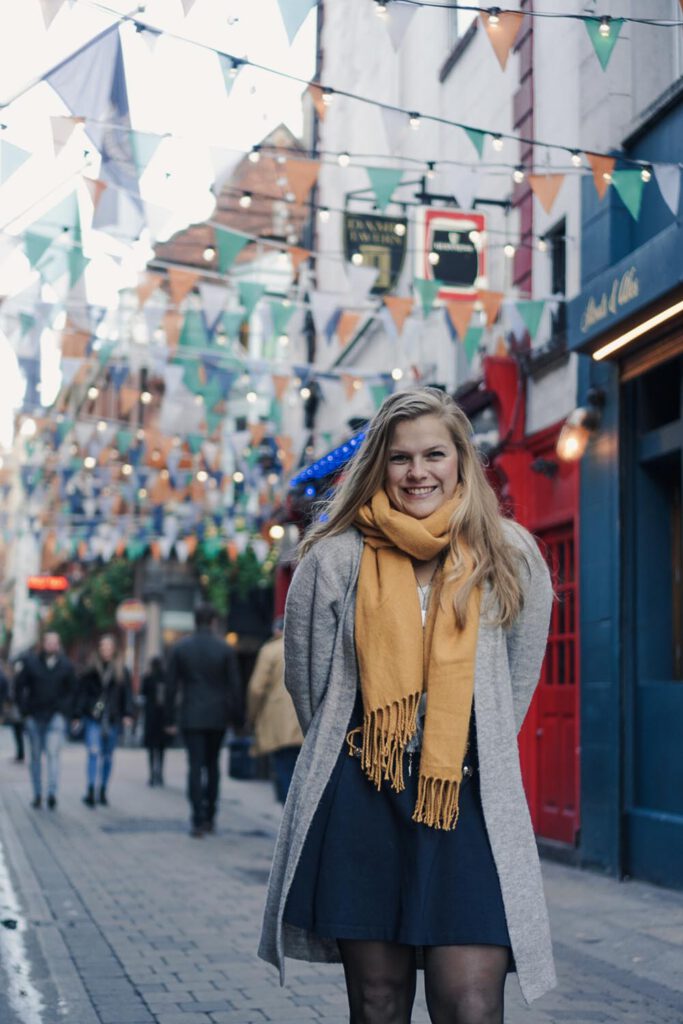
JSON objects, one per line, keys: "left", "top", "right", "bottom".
{"left": 141, "top": 656, "right": 168, "bottom": 787}
{"left": 258, "top": 388, "right": 555, "bottom": 1023}
{"left": 75, "top": 634, "right": 134, "bottom": 807}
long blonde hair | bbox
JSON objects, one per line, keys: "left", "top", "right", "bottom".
{"left": 300, "top": 387, "right": 527, "bottom": 628}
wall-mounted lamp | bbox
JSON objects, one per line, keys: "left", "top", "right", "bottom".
{"left": 556, "top": 387, "right": 605, "bottom": 462}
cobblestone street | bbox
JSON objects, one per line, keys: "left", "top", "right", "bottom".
{"left": 0, "top": 731, "right": 682, "bottom": 1024}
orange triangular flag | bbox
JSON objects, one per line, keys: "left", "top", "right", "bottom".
{"left": 445, "top": 300, "right": 475, "bottom": 339}
{"left": 341, "top": 374, "right": 357, "bottom": 401}
{"left": 586, "top": 153, "right": 616, "bottom": 201}
{"left": 61, "top": 329, "right": 90, "bottom": 358}
{"left": 119, "top": 387, "right": 140, "bottom": 417}
{"left": 495, "top": 336, "right": 509, "bottom": 358}
{"left": 337, "top": 311, "right": 361, "bottom": 347}
{"left": 284, "top": 159, "right": 320, "bottom": 205}
{"left": 190, "top": 480, "right": 205, "bottom": 503}
{"left": 383, "top": 296, "right": 414, "bottom": 334}
{"left": 480, "top": 11, "right": 524, "bottom": 70}
{"left": 289, "top": 246, "right": 311, "bottom": 274}
{"left": 307, "top": 84, "right": 326, "bottom": 120}
{"left": 249, "top": 422, "right": 267, "bottom": 446}
{"left": 163, "top": 310, "right": 183, "bottom": 350}
{"left": 184, "top": 535, "right": 198, "bottom": 557}
{"left": 276, "top": 434, "right": 293, "bottom": 452}
{"left": 51, "top": 116, "right": 84, "bottom": 156}
{"left": 528, "top": 173, "right": 566, "bottom": 214}
{"left": 137, "top": 271, "right": 163, "bottom": 308}
{"left": 477, "top": 289, "right": 504, "bottom": 326}
{"left": 149, "top": 540, "right": 161, "bottom": 560}
{"left": 168, "top": 267, "right": 198, "bottom": 306}
{"left": 272, "top": 375, "right": 290, "bottom": 400}
{"left": 83, "top": 177, "right": 107, "bottom": 210}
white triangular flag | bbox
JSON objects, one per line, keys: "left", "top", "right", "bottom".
{"left": 198, "top": 282, "right": 228, "bottom": 334}
{"left": 450, "top": 166, "right": 481, "bottom": 211}
{"left": 209, "top": 147, "right": 241, "bottom": 194}
{"left": 39, "top": 0, "right": 66, "bottom": 29}
{"left": 50, "top": 116, "right": 82, "bottom": 156}
{"left": 653, "top": 163, "right": 681, "bottom": 218}
{"left": 345, "top": 263, "right": 380, "bottom": 305}
{"left": 385, "top": 3, "right": 418, "bottom": 50}
{"left": 381, "top": 106, "right": 408, "bottom": 153}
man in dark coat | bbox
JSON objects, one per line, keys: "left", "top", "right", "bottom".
{"left": 15, "top": 631, "right": 75, "bottom": 809}
{"left": 166, "top": 604, "right": 242, "bottom": 837}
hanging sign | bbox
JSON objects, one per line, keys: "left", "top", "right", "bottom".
{"left": 415, "top": 207, "right": 486, "bottom": 302}
{"left": 27, "top": 575, "right": 69, "bottom": 595}
{"left": 343, "top": 212, "right": 407, "bottom": 295}
{"left": 115, "top": 598, "right": 147, "bottom": 633}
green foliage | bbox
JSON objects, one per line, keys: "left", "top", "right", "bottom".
{"left": 193, "top": 544, "right": 275, "bottom": 617}
{"left": 47, "top": 559, "right": 135, "bottom": 648}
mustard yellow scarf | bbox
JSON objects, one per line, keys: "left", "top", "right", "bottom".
{"left": 350, "top": 489, "right": 481, "bottom": 830}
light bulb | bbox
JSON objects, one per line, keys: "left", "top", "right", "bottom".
{"left": 136, "top": 428, "right": 145, "bottom": 440}
{"left": 196, "top": 470, "right": 208, "bottom": 483}
{"left": 248, "top": 147, "right": 261, "bottom": 163}
{"left": 426, "top": 162, "right": 436, "bottom": 180}
{"left": 300, "top": 386, "right": 311, "bottom": 400}
{"left": 233, "top": 470, "right": 245, "bottom": 483}
{"left": 375, "top": 0, "right": 388, "bottom": 16}
{"left": 269, "top": 524, "right": 285, "bottom": 540}
{"left": 640, "top": 167, "right": 652, "bottom": 183}
{"left": 504, "top": 243, "right": 516, "bottom": 258}
{"left": 538, "top": 237, "right": 548, "bottom": 253}
{"left": 428, "top": 251, "right": 440, "bottom": 266}
{"left": 409, "top": 112, "right": 421, "bottom": 131}
{"left": 122, "top": 463, "right": 133, "bottom": 476}
{"left": 138, "top": 487, "right": 148, "bottom": 499}
{"left": 487, "top": 7, "right": 501, "bottom": 27}
{"left": 87, "top": 386, "right": 99, "bottom": 400}
{"left": 228, "top": 59, "right": 241, "bottom": 79}
{"left": 513, "top": 166, "right": 525, "bottom": 184}
{"left": 394, "top": 222, "right": 406, "bottom": 237}
{"left": 96, "top": 420, "right": 107, "bottom": 433}
{"left": 352, "top": 379, "right": 363, "bottom": 391}
{"left": 351, "top": 252, "right": 364, "bottom": 266}
{"left": 318, "top": 207, "right": 330, "bottom": 222}
{"left": 83, "top": 456, "right": 96, "bottom": 470}
{"left": 278, "top": 334, "right": 289, "bottom": 346}
{"left": 338, "top": 151, "right": 350, "bottom": 167}
{"left": 322, "top": 87, "right": 334, "bottom": 107}
{"left": 571, "top": 151, "right": 583, "bottom": 168}
{"left": 239, "top": 192, "right": 252, "bottom": 208}
{"left": 469, "top": 229, "right": 481, "bottom": 245}
{"left": 599, "top": 16, "right": 611, "bottom": 38}
{"left": 203, "top": 246, "right": 216, "bottom": 261}
{"left": 140, "top": 390, "right": 152, "bottom": 405}
{"left": 246, "top": 391, "right": 257, "bottom": 403}
{"left": 391, "top": 367, "right": 404, "bottom": 381}
{"left": 602, "top": 171, "right": 613, "bottom": 184}
{"left": 491, "top": 134, "right": 504, "bottom": 152}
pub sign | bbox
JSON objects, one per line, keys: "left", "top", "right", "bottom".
{"left": 343, "top": 212, "right": 407, "bottom": 295}
{"left": 415, "top": 207, "right": 486, "bottom": 302}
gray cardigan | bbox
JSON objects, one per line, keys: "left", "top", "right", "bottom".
{"left": 258, "top": 519, "right": 556, "bottom": 1005}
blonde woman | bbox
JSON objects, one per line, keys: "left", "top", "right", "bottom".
{"left": 74, "top": 634, "right": 134, "bottom": 807}
{"left": 258, "top": 387, "right": 555, "bottom": 1024}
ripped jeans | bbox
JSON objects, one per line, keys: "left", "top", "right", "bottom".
{"left": 84, "top": 719, "right": 120, "bottom": 790}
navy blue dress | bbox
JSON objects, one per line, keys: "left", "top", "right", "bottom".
{"left": 285, "top": 693, "right": 511, "bottom": 950}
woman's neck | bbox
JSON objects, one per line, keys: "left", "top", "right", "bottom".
{"left": 411, "top": 555, "right": 442, "bottom": 588}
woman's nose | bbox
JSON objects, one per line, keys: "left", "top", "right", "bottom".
{"left": 407, "top": 460, "right": 427, "bottom": 478}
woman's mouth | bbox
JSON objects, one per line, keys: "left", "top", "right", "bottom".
{"left": 403, "top": 486, "right": 437, "bottom": 497}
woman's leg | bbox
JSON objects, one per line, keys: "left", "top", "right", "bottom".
{"left": 100, "top": 726, "right": 120, "bottom": 793}
{"left": 148, "top": 748, "right": 156, "bottom": 784}
{"left": 423, "top": 944, "right": 509, "bottom": 1024}
{"left": 338, "top": 940, "right": 416, "bottom": 1024}
{"left": 85, "top": 720, "right": 100, "bottom": 789}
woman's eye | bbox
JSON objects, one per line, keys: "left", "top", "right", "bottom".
{"left": 389, "top": 455, "right": 408, "bottom": 463}
{"left": 428, "top": 451, "right": 445, "bottom": 458}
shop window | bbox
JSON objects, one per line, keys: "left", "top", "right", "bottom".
{"left": 547, "top": 219, "right": 566, "bottom": 341}
{"left": 637, "top": 357, "right": 680, "bottom": 431}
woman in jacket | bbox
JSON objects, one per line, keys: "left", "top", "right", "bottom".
{"left": 141, "top": 656, "right": 168, "bottom": 787}
{"left": 258, "top": 388, "right": 555, "bottom": 1024}
{"left": 74, "top": 634, "right": 134, "bottom": 807}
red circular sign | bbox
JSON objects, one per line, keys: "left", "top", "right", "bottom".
{"left": 115, "top": 599, "right": 147, "bottom": 632}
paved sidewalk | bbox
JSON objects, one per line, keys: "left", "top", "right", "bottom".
{"left": 0, "top": 729, "right": 682, "bottom": 1024}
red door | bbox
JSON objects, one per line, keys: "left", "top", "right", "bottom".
{"left": 535, "top": 525, "right": 580, "bottom": 844}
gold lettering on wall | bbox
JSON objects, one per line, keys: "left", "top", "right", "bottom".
{"left": 580, "top": 267, "right": 640, "bottom": 333}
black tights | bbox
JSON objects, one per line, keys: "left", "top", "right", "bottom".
{"left": 339, "top": 940, "right": 509, "bottom": 1024}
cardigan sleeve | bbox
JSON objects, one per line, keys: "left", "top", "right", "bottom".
{"left": 284, "top": 547, "right": 340, "bottom": 735}
{"left": 505, "top": 525, "right": 553, "bottom": 733}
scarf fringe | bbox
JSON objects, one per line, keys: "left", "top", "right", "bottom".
{"left": 412, "top": 775, "right": 461, "bottom": 831}
{"left": 346, "top": 692, "right": 421, "bottom": 794}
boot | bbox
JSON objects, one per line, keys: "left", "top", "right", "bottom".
{"left": 99, "top": 786, "right": 108, "bottom": 806}
{"left": 83, "top": 786, "right": 96, "bottom": 808}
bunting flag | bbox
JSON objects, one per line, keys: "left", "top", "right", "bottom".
{"left": 138, "top": 26, "right": 161, "bottom": 52}
{"left": 269, "top": 300, "right": 295, "bottom": 337}
{"left": 365, "top": 166, "right": 404, "bottom": 212}
{"left": 276, "top": 0, "right": 316, "bottom": 44}
{"left": 163, "top": 309, "right": 183, "bottom": 349}
{"left": 284, "top": 158, "right": 320, "bottom": 204}
{"left": 611, "top": 170, "right": 645, "bottom": 221}
{"left": 307, "top": 84, "right": 326, "bottom": 120}
{"left": 119, "top": 387, "right": 140, "bottom": 416}
{"left": 341, "top": 374, "right": 359, "bottom": 401}
{"left": 288, "top": 246, "right": 310, "bottom": 274}
{"left": 178, "top": 309, "right": 209, "bottom": 350}
{"left": 214, "top": 226, "right": 249, "bottom": 272}
{"left": 198, "top": 282, "right": 228, "bottom": 334}
{"left": 464, "top": 127, "right": 487, "bottom": 159}
{"left": 222, "top": 310, "right": 246, "bottom": 341}
{"left": 414, "top": 277, "right": 442, "bottom": 316}
{"left": 463, "top": 326, "right": 484, "bottom": 364}
{"left": 653, "top": 163, "right": 681, "bottom": 217}
{"left": 586, "top": 153, "right": 616, "bottom": 200}
{"left": 445, "top": 300, "right": 475, "bottom": 340}
{"left": 370, "top": 382, "right": 390, "bottom": 410}
{"left": 217, "top": 55, "right": 241, "bottom": 97}
{"left": 248, "top": 422, "right": 267, "bottom": 446}
{"left": 131, "top": 130, "right": 162, "bottom": 175}
{"left": 516, "top": 300, "right": 545, "bottom": 340}
{"left": 381, "top": 106, "right": 408, "bottom": 153}
{"left": 346, "top": 263, "right": 380, "bottom": 305}
{"left": 336, "top": 311, "right": 361, "bottom": 347}
{"left": 181, "top": 0, "right": 198, "bottom": 14}
{"left": 137, "top": 271, "right": 163, "bottom": 307}
{"left": 272, "top": 374, "right": 290, "bottom": 400}
{"left": 528, "top": 173, "right": 566, "bottom": 214}
{"left": 385, "top": 3, "right": 418, "bottom": 50}
{"left": 450, "top": 166, "right": 480, "bottom": 210}
{"left": 50, "top": 116, "right": 83, "bottom": 156}
{"left": 478, "top": 289, "right": 504, "bottom": 326}
{"left": 383, "top": 296, "right": 414, "bottom": 334}
{"left": 24, "top": 232, "right": 54, "bottom": 268}
{"left": 60, "top": 326, "right": 89, "bottom": 357}
{"left": 39, "top": 0, "right": 67, "bottom": 29}
{"left": 168, "top": 268, "right": 198, "bottom": 306}
{"left": 67, "top": 250, "right": 90, "bottom": 288}
{"left": 238, "top": 281, "right": 266, "bottom": 319}
{"left": 480, "top": 11, "right": 524, "bottom": 70}
{"left": 0, "top": 139, "right": 31, "bottom": 184}
{"left": 83, "top": 177, "right": 107, "bottom": 209}
{"left": 584, "top": 18, "right": 624, "bottom": 71}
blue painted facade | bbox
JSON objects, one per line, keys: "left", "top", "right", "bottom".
{"left": 567, "top": 96, "right": 683, "bottom": 886}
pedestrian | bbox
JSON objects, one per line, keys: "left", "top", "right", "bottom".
{"left": 14, "top": 631, "right": 75, "bottom": 810}
{"left": 141, "top": 655, "right": 168, "bottom": 786}
{"left": 259, "top": 387, "right": 555, "bottom": 1022}
{"left": 246, "top": 617, "right": 302, "bottom": 805}
{"left": 165, "top": 604, "right": 242, "bottom": 838}
{"left": 73, "top": 634, "right": 134, "bottom": 808}
{"left": 0, "top": 661, "right": 24, "bottom": 763}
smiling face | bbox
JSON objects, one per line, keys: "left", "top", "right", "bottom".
{"left": 384, "top": 415, "right": 460, "bottom": 519}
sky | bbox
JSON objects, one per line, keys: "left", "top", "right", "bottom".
{"left": 0, "top": 0, "right": 317, "bottom": 446}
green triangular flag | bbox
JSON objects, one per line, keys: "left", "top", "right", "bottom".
{"left": 269, "top": 397, "right": 282, "bottom": 432}
{"left": 218, "top": 54, "right": 238, "bottom": 95}
{"left": 215, "top": 227, "right": 250, "bottom": 273}
{"left": 97, "top": 341, "right": 116, "bottom": 367}
{"left": 0, "top": 139, "right": 30, "bottom": 184}
{"left": 131, "top": 130, "right": 162, "bottom": 176}
{"left": 611, "top": 169, "right": 645, "bottom": 221}
{"left": 126, "top": 539, "right": 147, "bottom": 561}
{"left": 182, "top": 362, "right": 204, "bottom": 395}
{"left": 202, "top": 536, "right": 223, "bottom": 559}
{"left": 365, "top": 167, "right": 405, "bottom": 212}
{"left": 205, "top": 408, "right": 223, "bottom": 434}
{"left": 38, "top": 192, "right": 79, "bottom": 237}
{"left": 370, "top": 384, "right": 389, "bottom": 410}
{"left": 24, "top": 232, "right": 54, "bottom": 268}
{"left": 463, "top": 326, "right": 484, "bottom": 364}
{"left": 238, "top": 281, "right": 266, "bottom": 319}
{"left": 269, "top": 299, "right": 295, "bottom": 338}
{"left": 187, "top": 434, "right": 203, "bottom": 454}
{"left": 414, "top": 277, "right": 442, "bottom": 316}
{"left": 202, "top": 377, "right": 223, "bottom": 410}
{"left": 67, "top": 249, "right": 90, "bottom": 287}
{"left": 277, "top": 0, "right": 316, "bottom": 44}
{"left": 19, "top": 313, "right": 35, "bottom": 336}
{"left": 179, "top": 309, "right": 209, "bottom": 349}
{"left": 584, "top": 18, "right": 624, "bottom": 71}
{"left": 116, "top": 430, "right": 135, "bottom": 454}
{"left": 516, "top": 300, "right": 545, "bottom": 340}
{"left": 38, "top": 249, "right": 68, "bottom": 285}
{"left": 222, "top": 310, "right": 246, "bottom": 340}
{"left": 464, "top": 128, "right": 486, "bottom": 159}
